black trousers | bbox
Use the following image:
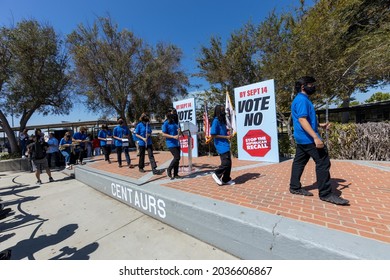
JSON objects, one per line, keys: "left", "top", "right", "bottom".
{"left": 138, "top": 145, "right": 157, "bottom": 170}
{"left": 168, "top": 146, "right": 181, "bottom": 176}
{"left": 289, "top": 143, "right": 332, "bottom": 198}
{"left": 74, "top": 148, "right": 85, "bottom": 163}
{"left": 215, "top": 151, "right": 232, "bottom": 183}
{"left": 116, "top": 146, "right": 130, "bottom": 166}
{"left": 46, "top": 152, "right": 60, "bottom": 168}
{"left": 101, "top": 145, "right": 112, "bottom": 161}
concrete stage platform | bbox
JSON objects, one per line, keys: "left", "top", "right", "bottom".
{"left": 76, "top": 151, "right": 390, "bottom": 259}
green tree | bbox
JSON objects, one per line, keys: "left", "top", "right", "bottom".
{"left": 68, "top": 16, "right": 188, "bottom": 124}
{"left": 0, "top": 26, "right": 18, "bottom": 153}
{"left": 292, "top": 0, "right": 390, "bottom": 122}
{"left": 196, "top": 25, "right": 261, "bottom": 108}
{"left": 0, "top": 20, "right": 72, "bottom": 153}
{"left": 364, "top": 92, "right": 390, "bottom": 103}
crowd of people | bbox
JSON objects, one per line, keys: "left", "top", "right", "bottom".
{"left": 11, "top": 76, "right": 348, "bottom": 206}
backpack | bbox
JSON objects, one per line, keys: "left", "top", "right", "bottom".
{"left": 32, "top": 141, "right": 46, "bottom": 160}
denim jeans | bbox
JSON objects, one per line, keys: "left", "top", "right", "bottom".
{"left": 116, "top": 146, "right": 130, "bottom": 166}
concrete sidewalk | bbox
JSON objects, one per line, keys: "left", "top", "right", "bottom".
{"left": 74, "top": 151, "right": 390, "bottom": 259}
{"left": 0, "top": 169, "right": 237, "bottom": 260}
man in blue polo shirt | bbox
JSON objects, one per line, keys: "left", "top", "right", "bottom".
{"left": 289, "top": 76, "right": 349, "bottom": 205}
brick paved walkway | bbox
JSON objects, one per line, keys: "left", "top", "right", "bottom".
{"left": 88, "top": 151, "right": 390, "bottom": 244}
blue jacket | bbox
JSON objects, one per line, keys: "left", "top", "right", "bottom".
{"left": 210, "top": 118, "right": 230, "bottom": 154}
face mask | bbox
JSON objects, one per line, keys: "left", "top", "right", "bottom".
{"left": 118, "top": 120, "right": 124, "bottom": 125}
{"left": 304, "top": 85, "right": 316, "bottom": 95}
{"left": 143, "top": 117, "right": 149, "bottom": 122}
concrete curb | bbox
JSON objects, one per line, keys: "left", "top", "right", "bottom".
{"left": 75, "top": 165, "right": 390, "bottom": 260}
{"left": 0, "top": 158, "right": 30, "bottom": 172}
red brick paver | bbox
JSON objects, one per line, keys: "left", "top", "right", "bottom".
{"left": 88, "top": 151, "right": 390, "bottom": 244}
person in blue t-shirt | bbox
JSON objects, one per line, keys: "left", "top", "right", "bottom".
{"left": 72, "top": 126, "right": 88, "bottom": 165}
{"left": 135, "top": 113, "right": 162, "bottom": 175}
{"left": 210, "top": 105, "right": 235, "bottom": 186}
{"left": 113, "top": 117, "right": 133, "bottom": 168}
{"left": 59, "top": 131, "right": 73, "bottom": 169}
{"left": 290, "top": 76, "right": 349, "bottom": 205}
{"left": 161, "top": 111, "right": 182, "bottom": 179}
{"left": 98, "top": 124, "right": 113, "bottom": 164}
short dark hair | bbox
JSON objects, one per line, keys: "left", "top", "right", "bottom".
{"left": 295, "top": 76, "right": 316, "bottom": 93}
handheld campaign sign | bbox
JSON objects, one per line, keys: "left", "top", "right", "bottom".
{"left": 121, "top": 138, "right": 129, "bottom": 147}
{"left": 173, "top": 97, "right": 198, "bottom": 157}
{"left": 234, "top": 79, "right": 279, "bottom": 163}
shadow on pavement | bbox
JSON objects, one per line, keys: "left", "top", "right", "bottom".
{"left": 8, "top": 223, "right": 96, "bottom": 260}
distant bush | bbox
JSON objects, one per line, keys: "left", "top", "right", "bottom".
{"left": 321, "top": 122, "right": 390, "bottom": 161}
{"left": 0, "top": 152, "right": 21, "bottom": 160}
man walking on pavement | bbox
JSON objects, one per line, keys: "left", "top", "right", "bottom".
{"left": 289, "top": 76, "right": 349, "bottom": 205}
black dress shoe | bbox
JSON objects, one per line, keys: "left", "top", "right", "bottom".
{"left": 289, "top": 188, "right": 314, "bottom": 196}
{"left": 139, "top": 168, "right": 145, "bottom": 173}
{"left": 320, "top": 194, "right": 349, "bottom": 205}
{"left": 152, "top": 169, "right": 163, "bottom": 175}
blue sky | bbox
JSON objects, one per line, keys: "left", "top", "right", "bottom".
{"left": 0, "top": 0, "right": 385, "bottom": 126}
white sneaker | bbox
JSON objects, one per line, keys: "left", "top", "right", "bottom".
{"left": 212, "top": 173, "right": 223, "bottom": 186}
{"left": 223, "top": 180, "right": 236, "bottom": 185}
{"left": 66, "top": 165, "right": 71, "bottom": 170}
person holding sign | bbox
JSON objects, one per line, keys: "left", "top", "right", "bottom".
{"left": 161, "top": 111, "right": 182, "bottom": 179}
{"left": 72, "top": 126, "right": 88, "bottom": 165}
{"left": 113, "top": 117, "right": 133, "bottom": 168}
{"left": 98, "top": 124, "right": 113, "bottom": 164}
{"left": 59, "top": 132, "right": 73, "bottom": 170}
{"left": 135, "top": 113, "right": 162, "bottom": 175}
{"left": 289, "top": 76, "right": 349, "bottom": 205}
{"left": 210, "top": 105, "right": 235, "bottom": 186}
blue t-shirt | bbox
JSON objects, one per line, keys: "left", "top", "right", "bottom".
{"left": 73, "top": 131, "right": 87, "bottom": 148}
{"left": 59, "top": 138, "right": 72, "bottom": 153}
{"left": 135, "top": 122, "right": 152, "bottom": 147}
{"left": 291, "top": 93, "right": 320, "bottom": 144}
{"left": 47, "top": 137, "right": 59, "bottom": 153}
{"left": 210, "top": 118, "right": 230, "bottom": 154}
{"left": 98, "top": 129, "right": 112, "bottom": 146}
{"left": 113, "top": 125, "right": 130, "bottom": 147}
{"left": 162, "top": 120, "right": 180, "bottom": 148}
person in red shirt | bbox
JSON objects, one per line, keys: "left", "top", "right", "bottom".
{"left": 92, "top": 135, "right": 101, "bottom": 156}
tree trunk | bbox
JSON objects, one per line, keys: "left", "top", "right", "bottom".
{"left": 0, "top": 110, "right": 20, "bottom": 154}
{"left": 341, "top": 97, "right": 351, "bottom": 123}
